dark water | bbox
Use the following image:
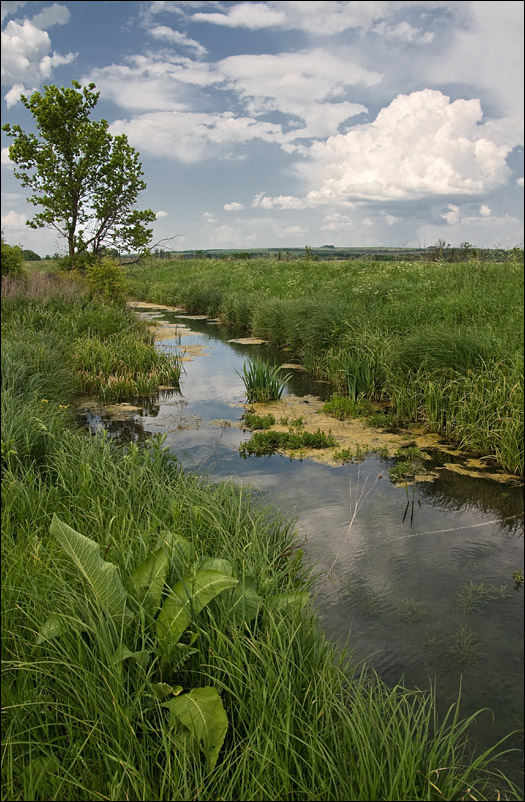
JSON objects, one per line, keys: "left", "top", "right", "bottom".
{"left": 80, "top": 306, "right": 524, "bottom": 788}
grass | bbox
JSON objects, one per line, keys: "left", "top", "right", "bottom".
{"left": 124, "top": 256, "right": 524, "bottom": 474}
{"left": 2, "top": 269, "right": 522, "bottom": 801}
{"left": 456, "top": 582, "right": 510, "bottom": 614}
{"left": 241, "top": 411, "right": 276, "bottom": 430}
{"left": 238, "top": 360, "right": 292, "bottom": 403}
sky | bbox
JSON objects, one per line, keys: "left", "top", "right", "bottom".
{"left": 1, "top": 0, "right": 524, "bottom": 255}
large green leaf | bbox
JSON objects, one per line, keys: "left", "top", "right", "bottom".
{"left": 49, "top": 514, "right": 131, "bottom": 623}
{"left": 225, "top": 576, "right": 263, "bottom": 625}
{"left": 36, "top": 612, "right": 79, "bottom": 644}
{"left": 156, "top": 569, "right": 238, "bottom": 657}
{"left": 130, "top": 546, "right": 169, "bottom": 610}
{"left": 164, "top": 686, "right": 228, "bottom": 771}
{"left": 160, "top": 531, "right": 193, "bottom": 567}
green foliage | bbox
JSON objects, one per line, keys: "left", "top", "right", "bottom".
{"left": 456, "top": 581, "right": 509, "bottom": 613}
{"left": 238, "top": 360, "right": 291, "bottom": 403}
{"left": 1, "top": 236, "right": 24, "bottom": 276}
{"left": 322, "top": 394, "right": 372, "bottom": 419}
{"left": 2, "top": 80, "right": 155, "bottom": 257}
{"left": 241, "top": 411, "right": 276, "bottom": 430}
{"left": 21, "top": 248, "right": 41, "bottom": 261}
{"left": 38, "top": 515, "right": 262, "bottom": 771}
{"left": 85, "top": 256, "right": 128, "bottom": 301}
{"left": 240, "top": 428, "right": 336, "bottom": 457}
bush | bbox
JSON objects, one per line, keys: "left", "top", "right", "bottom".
{"left": 85, "top": 256, "right": 127, "bottom": 302}
{"left": 1, "top": 237, "right": 24, "bottom": 276}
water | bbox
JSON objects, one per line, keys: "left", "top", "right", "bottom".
{"left": 80, "top": 305, "right": 524, "bottom": 788}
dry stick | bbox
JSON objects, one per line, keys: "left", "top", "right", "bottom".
{"left": 327, "top": 467, "right": 383, "bottom": 577}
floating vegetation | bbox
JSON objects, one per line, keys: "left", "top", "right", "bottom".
{"left": 333, "top": 448, "right": 354, "bottom": 464}
{"left": 366, "top": 411, "right": 405, "bottom": 432}
{"left": 389, "top": 459, "right": 416, "bottom": 483}
{"left": 241, "top": 411, "right": 275, "bottom": 430}
{"left": 398, "top": 597, "right": 428, "bottom": 623}
{"left": 423, "top": 633, "right": 440, "bottom": 651}
{"left": 452, "top": 626, "right": 483, "bottom": 665}
{"left": 240, "top": 428, "right": 336, "bottom": 458}
{"left": 512, "top": 570, "right": 524, "bottom": 589}
{"left": 456, "top": 581, "right": 509, "bottom": 613}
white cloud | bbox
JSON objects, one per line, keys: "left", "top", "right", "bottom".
{"left": 156, "top": 210, "right": 168, "bottom": 218}
{"left": 293, "top": 90, "right": 516, "bottom": 203}
{"left": 425, "top": 1, "right": 524, "bottom": 121}
{"left": 1, "top": 147, "right": 14, "bottom": 166}
{"left": 479, "top": 204, "right": 491, "bottom": 217}
{"left": 1, "top": 209, "right": 26, "bottom": 228}
{"left": 418, "top": 213, "right": 524, "bottom": 249}
{"left": 517, "top": 177, "right": 524, "bottom": 187}
{"left": 148, "top": 25, "right": 207, "bottom": 57}
{"left": 31, "top": 3, "right": 70, "bottom": 29}
{"left": 1, "top": 18, "right": 76, "bottom": 86}
{"left": 442, "top": 204, "right": 461, "bottom": 225}
{"left": 320, "top": 213, "right": 357, "bottom": 232}
{"left": 110, "top": 111, "right": 284, "bottom": 162}
{"left": 253, "top": 193, "right": 307, "bottom": 210}
{"left": 372, "top": 20, "right": 434, "bottom": 44}
{"left": 218, "top": 49, "right": 379, "bottom": 139}
{"left": 202, "top": 212, "right": 218, "bottom": 223}
{"left": 86, "top": 56, "right": 219, "bottom": 111}
{"left": 275, "top": 224, "right": 309, "bottom": 239}
{"left": 193, "top": 3, "right": 286, "bottom": 30}
{"left": 224, "top": 202, "right": 244, "bottom": 212}
{"left": 3, "top": 82, "right": 31, "bottom": 107}
{"left": 1, "top": 1, "right": 26, "bottom": 23}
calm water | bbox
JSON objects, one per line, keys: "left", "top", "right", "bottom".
{"left": 81, "top": 306, "right": 524, "bottom": 788}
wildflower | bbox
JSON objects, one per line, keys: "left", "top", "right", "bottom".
{"left": 41, "top": 398, "right": 49, "bottom": 403}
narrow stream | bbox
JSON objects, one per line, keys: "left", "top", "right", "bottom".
{"left": 81, "top": 305, "right": 524, "bottom": 788}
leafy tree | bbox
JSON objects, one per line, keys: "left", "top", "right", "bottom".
{"left": 21, "top": 249, "right": 41, "bottom": 261}
{"left": 2, "top": 81, "right": 156, "bottom": 260}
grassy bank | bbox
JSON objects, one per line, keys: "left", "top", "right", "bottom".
{"left": 126, "top": 256, "right": 524, "bottom": 475}
{"left": 1, "top": 272, "right": 521, "bottom": 800}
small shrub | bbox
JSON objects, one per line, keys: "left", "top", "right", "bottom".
{"left": 242, "top": 412, "right": 275, "bottom": 430}
{"left": 85, "top": 256, "right": 127, "bottom": 302}
{"left": 1, "top": 237, "right": 24, "bottom": 276}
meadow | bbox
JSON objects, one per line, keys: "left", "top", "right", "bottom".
{"left": 1, "top": 268, "right": 522, "bottom": 801}
{"left": 126, "top": 255, "right": 524, "bottom": 475}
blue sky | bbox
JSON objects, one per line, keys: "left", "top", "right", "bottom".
{"left": 1, "top": 0, "right": 523, "bottom": 255}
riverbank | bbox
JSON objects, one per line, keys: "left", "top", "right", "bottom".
{"left": 126, "top": 257, "right": 524, "bottom": 475}
{"left": 1, "top": 272, "right": 522, "bottom": 800}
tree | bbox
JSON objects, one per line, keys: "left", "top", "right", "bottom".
{"left": 2, "top": 81, "right": 156, "bottom": 260}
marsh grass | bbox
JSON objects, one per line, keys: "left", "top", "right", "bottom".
{"left": 238, "top": 360, "right": 292, "bottom": 403}
{"left": 457, "top": 582, "right": 510, "bottom": 614}
{"left": 239, "top": 428, "right": 337, "bottom": 457}
{"left": 124, "top": 257, "right": 523, "bottom": 474}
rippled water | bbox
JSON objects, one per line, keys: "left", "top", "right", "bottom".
{"left": 80, "top": 306, "right": 524, "bottom": 788}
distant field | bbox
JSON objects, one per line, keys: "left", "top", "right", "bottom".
{"left": 126, "top": 256, "right": 524, "bottom": 474}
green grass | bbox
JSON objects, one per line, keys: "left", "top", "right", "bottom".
{"left": 238, "top": 360, "right": 292, "bottom": 403}
{"left": 124, "top": 257, "right": 524, "bottom": 474}
{"left": 240, "top": 429, "right": 337, "bottom": 457}
{"left": 2, "top": 269, "right": 522, "bottom": 801}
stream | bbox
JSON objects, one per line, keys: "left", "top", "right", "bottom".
{"left": 81, "top": 304, "right": 524, "bottom": 788}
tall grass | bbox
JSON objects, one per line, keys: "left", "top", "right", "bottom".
{"left": 238, "top": 360, "right": 292, "bottom": 403}
{"left": 124, "top": 257, "right": 524, "bottom": 474}
{"left": 2, "top": 268, "right": 521, "bottom": 800}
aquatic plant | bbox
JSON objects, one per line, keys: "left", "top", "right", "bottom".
{"left": 240, "top": 428, "right": 336, "bottom": 457}
{"left": 399, "top": 597, "right": 428, "bottom": 623}
{"left": 241, "top": 411, "right": 275, "bottom": 430}
{"left": 456, "top": 581, "right": 509, "bottom": 613}
{"left": 238, "top": 360, "right": 291, "bottom": 403}
{"left": 452, "top": 626, "right": 483, "bottom": 665}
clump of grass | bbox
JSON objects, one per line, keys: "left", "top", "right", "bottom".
{"left": 399, "top": 597, "right": 428, "bottom": 623}
{"left": 389, "top": 459, "right": 417, "bottom": 483}
{"left": 241, "top": 411, "right": 275, "bottom": 430}
{"left": 238, "top": 360, "right": 292, "bottom": 403}
{"left": 366, "top": 411, "right": 406, "bottom": 431}
{"left": 452, "top": 626, "right": 483, "bottom": 665}
{"left": 333, "top": 448, "right": 354, "bottom": 463}
{"left": 240, "top": 428, "right": 336, "bottom": 457}
{"left": 456, "top": 582, "right": 509, "bottom": 613}
{"left": 322, "top": 394, "right": 372, "bottom": 420}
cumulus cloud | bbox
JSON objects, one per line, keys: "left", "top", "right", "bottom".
{"left": 1, "top": 1, "right": 27, "bottom": 23}
{"left": 31, "top": 3, "right": 70, "bottom": 29}
{"left": 3, "top": 82, "right": 32, "bottom": 107}
{"left": 253, "top": 193, "right": 307, "bottom": 210}
{"left": 148, "top": 25, "right": 207, "bottom": 58}
{"left": 218, "top": 49, "right": 378, "bottom": 139}
{"left": 1, "top": 209, "right": 26, "bottom": 228}
{"left": 202, "top": 212, "right": 218, "bottom": 223}
{"left": 110, "top": 111, "right": 284, "bottom": 162}
{"left": 156, "top": 210, "right": 168, "bottom": 218}
{"left": 479, "top": 204, "right": 491, "bottom": 217}
{"left": 275, "top": 224, "right": 309, "bottom": 239}
{"left": 1, "top": 147, "right": 14, "bottom": 166}
{"left": 442, "top": 204, "right": 461, "bottom": 225}
{"left": 293, "top": 90, "right": 516, "bottom": 203}
{"left": 517, "top": 177, "right": 524, "bottom": 187}
{"left": 1, "top": 17, "right": 76, "bottom": 86}
{"left": 224, "top": 202, "right": 244, "bottom": 212}
{"left": 372, "top": 20, "right": 434, "bottom": 44}
{"left": 320, "top": 213, "right": 357, "bottom": 232}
